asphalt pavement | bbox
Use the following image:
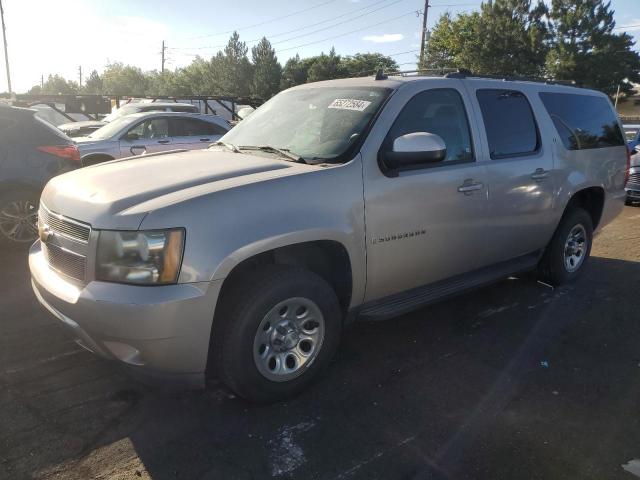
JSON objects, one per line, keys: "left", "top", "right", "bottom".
{"left": 1, "top": 206, "right": 640, "bottom": 480}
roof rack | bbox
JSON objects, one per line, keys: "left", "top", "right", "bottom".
{"left": 373, "top": 68, "right": 580, "bottom": 87}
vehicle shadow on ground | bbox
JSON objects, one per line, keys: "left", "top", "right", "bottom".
{"left": 2, "top": 252, "right": 640, "bottom": 479}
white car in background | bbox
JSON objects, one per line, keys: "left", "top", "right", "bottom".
{"left": 75, "top": 111, "right": 230, "bottom": 165}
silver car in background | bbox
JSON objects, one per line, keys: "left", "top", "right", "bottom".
{"left": 75, "top": 111, "right": 230, "bottom": 165}
{"left": 58, "top": 102, "right": 200, "bottom": 137}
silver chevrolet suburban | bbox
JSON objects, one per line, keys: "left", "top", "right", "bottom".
{"left": 29, "top": 72, "right": 629, "bottom": 402}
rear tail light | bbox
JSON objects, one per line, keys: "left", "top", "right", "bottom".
{"left": 37, "top": 145, "right": 81, "bottom": 162}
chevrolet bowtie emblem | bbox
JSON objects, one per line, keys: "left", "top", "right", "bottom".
{"left": 39, "top": 224, "right": 53, "bottom": 243}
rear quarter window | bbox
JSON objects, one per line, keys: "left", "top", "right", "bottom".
{"left": 539, "top": 92, "right": 625, "bottom": 150}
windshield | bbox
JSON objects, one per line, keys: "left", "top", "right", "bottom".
{"left": 88, "top": 115, "right": 137, "bottom": 139}
{"left": 221, "top": 86, "right": 391, "bottom": 162}
{"left": 102, "top": 106, "right": 136, "bottom": 123}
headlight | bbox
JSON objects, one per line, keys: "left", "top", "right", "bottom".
{"left": 96, "top": 229, "right": 184, "bottom": 285}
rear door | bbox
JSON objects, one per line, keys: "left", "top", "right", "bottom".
{"left": 464, "top": 84, "right": 556, "bottom": 263}
{"left": 170, "top": 118, "right": 228, "bottom": 150}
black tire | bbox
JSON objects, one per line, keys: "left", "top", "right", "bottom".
{"left": 213, "top": 265, "right": 342, "bottom": 403}
{"left": 0, "top": 189, "right": 40, "bottom": 249}
{"left": 538, "top": 207, "right": 593, "bottom": 286}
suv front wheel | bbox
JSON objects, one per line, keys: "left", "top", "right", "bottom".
{"left": 538, "top": 207, "right": 593, "bottom": 286}
{"left": 213, "top": 265, "right": 342, "bottom": 403}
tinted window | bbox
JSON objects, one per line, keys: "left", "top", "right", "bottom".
{"left": 476, "top": 89, "right": 539, "bottom": 159}
{"left": 386, "top": 88, "right": 474, "bottom": 163}
{"left": 172, "top": 118, "right": 227, "bottom": 136}
{"left": 539, "top": 92, "right": 625, "bottom": 150}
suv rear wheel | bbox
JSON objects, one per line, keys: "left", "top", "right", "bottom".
{"left": 538, "top": 207, "right": 593, "bottom": 286}
{"left": 0, "top": 190, "right": 39, "bottom": 248}
{"left": 214, "top": 265, "right": 342, "bottom": 403}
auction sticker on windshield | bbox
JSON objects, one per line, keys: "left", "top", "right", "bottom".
{"left": 328, "top": 99, "right": 372, "bottom": 111}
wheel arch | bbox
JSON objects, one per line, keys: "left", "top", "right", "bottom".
{"left": 563, "top": 186, "right": 605, "bottom": 230}
{"left": 81, "top": 153, "right": 115, "bottom": 166}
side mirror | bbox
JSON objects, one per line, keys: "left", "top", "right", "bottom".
{"left": 382, "top": 132, "right": 447, "bottom": 172}
{"left": 124, "top": 132, "right": 140, "bottom": 141}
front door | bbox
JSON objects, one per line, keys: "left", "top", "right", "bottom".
{"left": 119, "top": 117, "right": 172, "bottom": 157}
{"left": 362, "top": 83, "right": 490, "bottom": 302}
{"left": 465, "top": 85, "right": 556, "bottom": 263}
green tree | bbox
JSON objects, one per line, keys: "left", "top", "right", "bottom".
{"left": 546, "top": 0, "right": 640, "bottom": 95}
{"left": 101, "top": 63, "right": 148, "bottom": 96}
{"left": 83, "top": 70, "right": 103, "bottom": 94}
{"left": 340, "top": 53, "right": 399, "bottom": 77}
{"left": 280, "top": 54, "right": 310, "bottom": 89}
{"left": 37, "top": 74, "right": 79, "bottom": 95}
{"left": 217, "top": 32, "right": 253, "bottom": 96}
{"left": 251, "top": 37, "right": 282, "bottom": 99}
{"left": 425, "top": 0, "right": 548, "bottom": 76}
{"left": 307, "top": 48, "right": 345, "bottom": 83}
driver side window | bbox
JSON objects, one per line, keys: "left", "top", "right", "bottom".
{"left": 127, "top": 118, "right": 169, "bottom": 140}
{"left": 386, "top": 88, "right": 474, "bottom": 163}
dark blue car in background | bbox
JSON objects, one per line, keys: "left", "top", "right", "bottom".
{"left": 0, "top": 105, "right": 81, "bottom": 247}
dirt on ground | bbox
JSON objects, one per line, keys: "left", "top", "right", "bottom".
{"left": 1, "top": 206, "right": 639, "bottom": 480}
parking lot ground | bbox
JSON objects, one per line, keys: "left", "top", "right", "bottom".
{"left": 1, "top": 206, "right": 640, "bottom": 480}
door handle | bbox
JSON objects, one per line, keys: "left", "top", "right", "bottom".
{"left": 457, "top": 180, "right": 484, "bottom": 195}
{"left": 130, "top": 146, "right": 146, "bottom": 155}
{"left": 157, "top": 139, "right": 170, "bottom": 144}
{"left": 199, "top": 138, "right": 211, "bottom": 142}
{"left": 531, "top": 168, "right": 550, "bottom": 181}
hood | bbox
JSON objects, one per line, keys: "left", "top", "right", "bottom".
{"left": 58, "top": 120, "right": 106, "bottom": 131}
{"left": 41, "top": 149, "right": 309, "bottom": 229}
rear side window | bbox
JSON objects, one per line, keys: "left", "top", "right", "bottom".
{"left": 539, "top": 92, "right": 625, "bottom": 150}
{"left": 476, "top": 89, "right": 539, "bottom": 159}
{"left": 172, "top": 118, "right": 227, "bottom": 136}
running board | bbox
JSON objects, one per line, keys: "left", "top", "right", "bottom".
{"left": 357, "top": 252, "right": 541, "bottom": 322}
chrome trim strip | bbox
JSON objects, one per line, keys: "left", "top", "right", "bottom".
{"left": 39, "top": 204, "right": 92, "bottom": 244}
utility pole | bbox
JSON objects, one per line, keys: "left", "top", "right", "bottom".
{"left": 78, "top": 65, "right": 82, "bottom": 87}
{"left": 0, "top": 0, "right": 11, "bottom": 93}
{"left": 419, "top": 0, "right": 430, "bottom": 68}
{"left": 41, "top": 74, "right": 43, "bottom": 89}
{"left": 161, "top": 40, "right": 166, "bottom": 73}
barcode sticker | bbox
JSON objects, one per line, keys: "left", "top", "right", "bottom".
{"left": 328, "top": 98, "right": 372, "bottom": 111}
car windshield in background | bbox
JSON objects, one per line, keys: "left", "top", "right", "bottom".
{"left": 88, "top": 116, "right": 136, "bottom": 139}
{"left": 102, "top": 106, "right": 136, "bottom": 123}
{"left": 220, "top": 86, "right": 391, "bottom": 163}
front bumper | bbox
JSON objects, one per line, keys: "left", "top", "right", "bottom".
{"left": 29, "top": 241, "right": 223, "bottom": 388}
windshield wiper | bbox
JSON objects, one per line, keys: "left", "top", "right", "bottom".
{"left": 238, "top": 145, "right": 306, "bottom": 164}
{"left": 211, "top": 141, "right": 240, "bottom": 153}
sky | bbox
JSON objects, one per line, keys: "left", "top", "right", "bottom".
{"left": 1, "top": 0, "right": 639, "bottom": 93}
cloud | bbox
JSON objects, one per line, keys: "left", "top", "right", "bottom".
{"left": 362, "top": 33, "right": 404, "bottom": 43}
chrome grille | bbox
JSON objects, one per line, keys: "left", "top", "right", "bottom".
{"left": 39, "top": 207, "right": 91, "bottom": 243}
{"left": 627, "top": 173, "right": 640, "bottom": 190}
{"left": 42, "top": 242, "right": 86, "bottom": 281}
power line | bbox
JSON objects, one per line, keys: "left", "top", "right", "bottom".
{"left": 613, "top": 23, "right": 640, "bottom": 30}
{"left": 170, "top": 0, "right": 400, "bottom": 51}
{"left": 171, "top": 1, "right": 477, "bottom": 55}
{"left": 186, "top": 0, "right": 340, "bottom": 39}
{"left": 276, "top": 8, "right": 422, "bottom": 53}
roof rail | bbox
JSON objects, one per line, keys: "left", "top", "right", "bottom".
{"left": 445, "top": 68, "right": 580, "bottom": 87}
{"left": 371, "top": 67, "right": 581, "bottom": 87}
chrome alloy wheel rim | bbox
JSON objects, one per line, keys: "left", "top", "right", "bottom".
{"left": 564, "top": 223, "right": 587, "bottom": 273}
{"left": 0, "top": 200, "right": 38, "bottom": 243}
{"left": 253, "top": 297, "right": 325, "bottom": 382}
